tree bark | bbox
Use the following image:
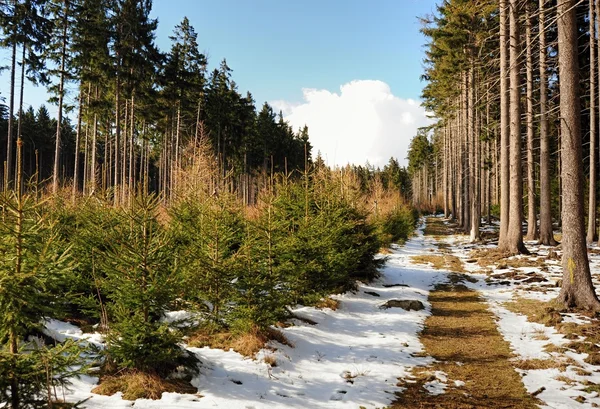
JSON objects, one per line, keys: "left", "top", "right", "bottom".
{"left": 538, "top": 0, "right": 557, "bottom": 246}
{"left": 557, "top": 0, "right": 600, "bottom": 310}
{"left": 501, "top": 0, "right": 528, "bottom": 254}
{"left": 6, "top": 38, "right": 16, "bottom": 190}
{"left": 591, "top": 0, "right": 599, "bottom": 242}
{"left": 52, "top": 0, "right": 69, "bottom": 195}
{"left": 72, "top": 86, "right": 83, "bottom": 202}
{"left": 498, "top": 0, "right": 511, "bottom": 247}
{"left": 525, "top": 4, "right": 538, "bottom": 240}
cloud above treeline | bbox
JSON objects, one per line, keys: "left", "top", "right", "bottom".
{"left": 271, "top": 80, "right": 434, "bottom": 168}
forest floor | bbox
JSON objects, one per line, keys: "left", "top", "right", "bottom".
{"left": 48, "top": 217, "right": 600, "bottom": 408}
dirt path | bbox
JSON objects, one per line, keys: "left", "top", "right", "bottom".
{"left": 392, "top": 219, "right": 539, "bottom": 409}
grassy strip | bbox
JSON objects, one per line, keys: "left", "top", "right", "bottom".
{"left": 392, "top": 279, "right": 539, "bottom": 409}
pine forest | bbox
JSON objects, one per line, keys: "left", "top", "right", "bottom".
{"left": 4, "top": 0, "right": 600, "bottom": 408}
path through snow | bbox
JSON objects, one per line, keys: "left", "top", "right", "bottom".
{"left": 53, "top": 223, "right": 448, "bottom": 408}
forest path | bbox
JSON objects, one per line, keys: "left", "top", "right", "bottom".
{"left": 392, "top": 218, "right": 539, "bottom": 409}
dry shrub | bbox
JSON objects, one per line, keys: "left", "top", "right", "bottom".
{"left": 315, "top": 297, "right": 340, "bottom": 311}
{"left": 188, "top": 326, "right": 292, "bottom": 357}
{"left": 263, "top": 354, "right": 277, "bottom": 367}
{"left": 92, "top": 370, "right": 196, "bottom": 400}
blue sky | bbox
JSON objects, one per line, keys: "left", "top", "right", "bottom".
{"left": 151, "top": 0, "right": 438, "bottom": 106}
{"left": 0, "top": 0, "right": 439, "bottom": 166}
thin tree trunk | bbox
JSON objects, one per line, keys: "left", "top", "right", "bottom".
{"left": 72, "top": 86, "right": 83, "bottom": 201}
{"left": 526, "top": 4, "right": 538, "bottom": 240}
{"left": 502, "top": 0, "right": 528, "bottom": 254}
{"left": 590, "top": 0, "right": 599, "bottom": 242}
{"left": 539, "top": 0, "right": 557, "bottom": 246}
{"left": 114, "top": 68, "right": 121, "bottom": 204}
{"left": 557, "top": 0, "right": 600, "bottom": 310}
{"left": 5, "top": 32, "right": 16, "bottom": 190}
{"left": 90, "top": 86, "right": 98, "bottom": 194}
{"left": 499, "top": 0, "right": 511, "bottom": 247}
{"left": 52, "top": 0, "right": 69, "bottom": 195}
{"left": 469, "top": 65, "right": 480, "bottom": 241}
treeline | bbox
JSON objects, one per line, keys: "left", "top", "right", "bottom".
{"left": 0, "top": 1, "right": 309, "bottom": 203}
{"left": 413, "top": 0, "right": 600, "bottom": 310}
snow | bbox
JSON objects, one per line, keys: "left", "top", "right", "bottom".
{"left": 47, "top": 217, "right": 600, "bottom": 408}
{"left": 52, "top": 222, "right": 448, "bottom": 408}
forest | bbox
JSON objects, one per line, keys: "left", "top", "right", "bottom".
{"left": 8, "top": 0, "right": 600, "bottom": 407}
{"left": 0, "top": 1, "right": 418, "bottom": 408}
{"left": 410, "top": 0, "right": 600, "bottom": 309}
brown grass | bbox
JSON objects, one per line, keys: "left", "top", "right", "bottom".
{"left": 512, "top": 358, "right": 569, "bottom": 371}
{"left": 411, "top": 254, "right": 465, "bottom": 273}
{"left": 315, "top": 297, "right": 340, "bottom": 311}
{"left": 263, "top": 354, "right": 277, "bottom": 367}
{"left": 423, "top": 217, "right": 459, "bottom": 237}
{"left": 470, "top": 248, "right": 547, "bottom": 270}
{"left": 504, "top": 297, "right": 564, "bottom": 327}
{"left": 187, "top": 326, "right": 292, "bottom": 357}
{"left": 91, "top": 371, "right": 196, "bottom": 400}
{"left": 392, "top": 280, "right": 539, "bottom": 409}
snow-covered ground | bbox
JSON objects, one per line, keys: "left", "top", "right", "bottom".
{"left": 46, "top": 218, "right": 600, "bottom": 408}
{"left": 436, "top": 219, "right": 600, "bottom": 409}
{"left": 49, "top": 224, "right": 449, "bottom": 409}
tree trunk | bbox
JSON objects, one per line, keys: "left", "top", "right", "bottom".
{"left": 52, "top": 0, "right": 69, "bottom": 195}
{"left": 114, "top": 69, "right": 121, "bottom": 204}
{"left": 72, "top": 86, "right": 83, "bottom": 201}
{"left": 498, "top": 0, "right": 511, "bottom": 247}
{"left": 525, "top": 4, "right": 538, "bottom": 240}
{"left": 469, "top": 66, "right": 480, "bottom": 241}
{"left": 557, "top": 0, "right": 600, "bottom": 310}
{"left": 591, "top": 0, "right": 599, "bottom": 242}
{"left": 502, "top": 0, "right": 528, "bottom": 254}
{"left": 538, "top": 0, "right": 557, "bottom": 246}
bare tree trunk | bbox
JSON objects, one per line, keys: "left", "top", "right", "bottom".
{"left": 129, "top": 94, "right": 135, "bottom": 202}
{"left": 499, "top": 0, "right": 511, "bottom": 247}
{"left": 114, "top": 68, "right": 121, "bottom": 204}
{"left": 52, "top": 0, "right": 69, "bottom": 195}
{"left": 469, "top": 66, "right": 480, "bottom": 241}
{"left": 538, "top": 0, "right": 557, "bottom": 246}
{"left": 557, "top": 0, "right": 600, "bottom": 310}
{"left": 501, "top": 0, "right": 528, "bottom": 254}
{"left": 5, "top": 33, "right": 16, "bottom": 190}
{"left": 16, "top": 44, "right": 25, "bottom": 188}
{"left": 590, "top": 0, "right": 599, "bottom": 242}
{"left": 525, "top": 4, "right": 538, "bottom": 240}
{"left": 72, "top": 86, "right": 83, "bottom": 201}
{"left": 90, "top": 86, "right": 98, "bottom": 194}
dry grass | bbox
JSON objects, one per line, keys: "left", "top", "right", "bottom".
{"left": 187, "top": 326, "right": 292, "bottom": 357}
{"left": 91, "top": 371, "right": 196, "bottom": 400}
{"left": 411, "top": 254, "right": 465, "bottom": 273}
{"left": 512, "top": 358, "right": 569, "bottom": 371}
{"left": 504, "top": 297, "right": 564, "bottom": 327}
{"left": 470, "top": 248, "right": 546, "bottom": 270}
{"left": 392, "top": 281, "right": 539, "bottom": 409}
{"left": 555, "top": 375, "right": 577, "bottom": 386}
{"left": 423, "top": 217, "right": 459, "bottom": 237}
{"left": 263, "top": 354, "right": 277, "bottom": 367}
{"left": 315, "top": 297, "right": 340, "bottom": 311}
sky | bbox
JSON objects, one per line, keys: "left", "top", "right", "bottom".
{"left": 0, "top": 0, "right": 439, "bottom": 167}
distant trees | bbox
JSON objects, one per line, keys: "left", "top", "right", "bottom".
{"left": 0, "top": 2, "right": 313, "bottom": 203}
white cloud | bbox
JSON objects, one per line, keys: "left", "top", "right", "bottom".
{"left": 271, "top": 80, "right": 434, "bottom": 168}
